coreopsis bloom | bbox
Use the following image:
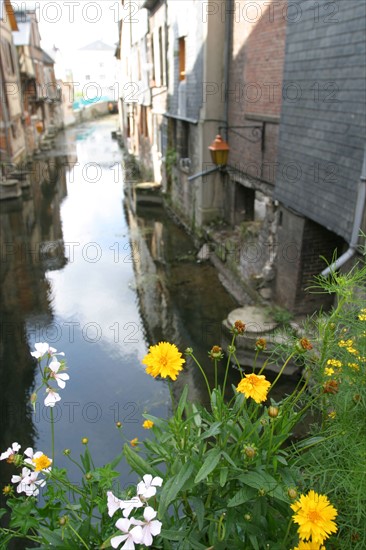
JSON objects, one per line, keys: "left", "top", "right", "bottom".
{"left": 24, "top": 448, "right": 52, "bottom": 472}
{"left": 326, "top": 359, "right": 342, "bottom": 368}
{"left": 130, "top": 438, "right": 139, "bottom": 447}
{"left": 111, "top": 518, "right": 143, "bottom": 549}
{"left": 358, "top": 308, "right": 366, "bottom": 321}
{"left": 48, "top": 359, "right": 69, "bottom": 389}
{"left": 137, "top": 474, "right": 163, "bottom": 499}
{"left": 291, "top": 490, "right": 337, "bottom": 544}
{"left": 0, "top": 442, "right": 21, "bottom": 462}
{"left": 11, "top": 467, "right": 46, "bottom": 496}
{"left": 44, "top": 387, "right": 61, "bottom": 407}
{"left": 142, "top": 342, "right": 185, "bottom": 380}
{"left": 324, "top": 367, "right": 335, "bottom": 376}
{"left": 142, "top": 420, "right": 154, "bottom": 429}
{"left": 292, "top": 541, "right": 325, "bottom": 550}
{"left": 338, "top": 339, "right": 353, "bottom": 348}
{"left": 236, "top": 373, "right": 271, "bottom": 404}
{"left": 323, "top": 380, "right": 339, "bottom": 394}
{"left": 132, "top": 506, "right": 162, "bottom": 546}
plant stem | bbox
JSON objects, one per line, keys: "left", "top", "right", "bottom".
{"left": 282, "top": 516, "right": 293, "bottom": 546}
{"left": 270, "top": 352, "right": 295, "bottom": 392}
{"left": 67, "top": 522, "right": 90, "bottom": 549}
{"left": 50, "top": 406, "right": 55, "bottom": 466}
{"left": 190, "top": 353, "right": 211, "bottom": 398}
{"left": 222, "top": 334, "right": 236, "bottom": 398}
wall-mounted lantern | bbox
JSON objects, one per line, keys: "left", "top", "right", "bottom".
{"left": 208, "top": 134, "right": 230, "bottom": 167}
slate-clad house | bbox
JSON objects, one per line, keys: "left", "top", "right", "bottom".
{"left": 273, "top": 0, "right": 366, "bottom": 312}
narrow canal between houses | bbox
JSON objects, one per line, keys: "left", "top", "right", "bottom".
{"left": 0, "top": 116, "right": 239, "bottom": 489}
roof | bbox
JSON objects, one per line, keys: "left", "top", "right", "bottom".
{"left": 12, "top": 20, "right": 31, "bottom": 45}
{"left": 42, "top": 49, "right": 55, "bottom": 65}
{"left": 79, "top": 40, "right": 114, "bottom": 51}
{"left": 1, "top": 0, "right": 18, "bottom": 30}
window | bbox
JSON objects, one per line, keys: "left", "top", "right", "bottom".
{"left": 151, "top": 34, "right": 156, "bottom": 84}
{"left": 159, "top": 27, "right": 166, "bottom": 86}
{"left": 139, "top": 106, "right": 148, "bottom": 138}
{"left": 179, "top": 37, "right": 186, "bottom": 81}
{"left": 85, "top": 75, "right": 91, "bottom": 81}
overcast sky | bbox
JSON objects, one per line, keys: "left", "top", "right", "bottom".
{"left": 14, "top": 0, "right": 121, "bottom": 52}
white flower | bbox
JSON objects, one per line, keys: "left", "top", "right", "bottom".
{"left": 11, "top": 467, "right": 45, "bottom": 496}
{"left": 24, "top": 448, "right": 52, "bottom": 472}
{"left": 44, "top": 388, "right": 61, "bottom": 407}
{"left": 0, "top": 442, "right": 21, "bottom": 461}
{"left": 132, "top": 506, "right": 162, "bottom": 547}
{"left": 136, "top": 474, "right": 163, "bottom": 499}
{"left": 49, "top": 359, "right": 69, "bottom": 389}
{"left": 31, "top": 342, "right": 64, "bottom": 359}
{"left": 107, "top": 491, "right": 126, "bottom": 517}
{"left": 111, "top": 518, "right": 143, "bottom": 549}
{"left": 120, "top": 496, "right": 144, "bottom": 518}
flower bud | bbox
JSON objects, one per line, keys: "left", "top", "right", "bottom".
{"left": 81, "top": 437, "right": 89, "bottom": 445}
{"left": 287, "top": 487, "right": 298, "bottom": 500}
{"left": 323, "top": 380, "right": 339, "bottom": 394}
{"left": 130, "top": 438, "right": 138, "bottom": 447}
{"left": 255, "top": 338, "right": 267, "bottom": 351}
{"left": 353, "top": 394, "right": 361, "bottom": 403}
{"left": 227, "top": 344, "right": 236, "bottom": 354}
{"left": 13, "top": 454, "right": 23, "bottom": 468}
{"left": 268, "top": 406, "right": 279, "bottom": 418}
{"left": 258, "top": 488, "right": 266, "bottom": 497}
{"left": 63, "top": 449, "right": 71, "bottom": 456}
{"left": 85, "top": 473, "right": 92, "bottom": 481}
{"left": 232, "top": 320, "right": 246, "bottom": 335}
{"left": 30, "top": 392, "right": 37, "bottom": 404}
{"left": 59, "top": 516, "right": 68, "bottom": 526}
{"left": 243, "top": 445, "right": 257, "bottom": 459}
{"left": 244, "top": 513, "right": 252, "bottom": 521}
{"left": 2, "top": 484, "right": 13, "bottom": 496}
{"left": 208, "top": 345, "right": 223, "bottom": 360}
{"left": 116, "top": 421, "right": 122, "bottom": 428}
{"left": 295, "top": 338, "right": 313, "bottom": 353}
{"left": 185, "top": 347, "right": 193, "bottom": 355}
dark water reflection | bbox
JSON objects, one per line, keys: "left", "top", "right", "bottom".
{"left": 0, "top": 118, "right": 238, "bottom": 504}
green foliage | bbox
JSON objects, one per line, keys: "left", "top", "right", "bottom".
{"left": 1, "top": 257, "right": 365, "bottom": 549}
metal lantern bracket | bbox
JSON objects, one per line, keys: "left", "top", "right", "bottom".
{"left": 219, "top": 124, "right": 264, "bottom": 151}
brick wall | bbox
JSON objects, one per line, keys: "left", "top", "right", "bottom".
{"left": 228, "top": 0, "right": 287, "bottom": 182}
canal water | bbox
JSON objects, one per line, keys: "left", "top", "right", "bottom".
{"left": 0, "top": 116, "right": 238, "bottom": 491}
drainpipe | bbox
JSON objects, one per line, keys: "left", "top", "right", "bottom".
{"left": 188, "top": 165, "right": 220, "bottom": 181}
{"left": 321, "top": 146, "right": 366, "bottom": 277}
{"left": 223, "top": 0, "right": 233, "bottom": 142}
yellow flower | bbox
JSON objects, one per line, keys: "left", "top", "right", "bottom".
{"left": 130, "top": 438, "right": 139, "bottom": 447}
{"left": 292, "top": 541, "right": 325, "bottom": 550}
{"left": 142, "top": 420, "right": 154, "bottom": 429}
{"left": 328, "top": 411, "right": 336, "bottom": 419}
{"left": 142, "top": 342, "right": 185, "bottom": 380}
{"left": 33, "top": 453, "right": 52, "bottom": 472}
{"left": 291, "top": 490, "right": 338, "bottom": 544}
{"left": 236, "top": 373, "right": 271, "bottom": 404}
{"left": 338, "top": 339, "right": 353, "bottom": 348}
{"left": 358, "top": 309, "right": 366, "bottom": 321}
{"left": 348, "top": 362, "right": 360, "bottom": 370}
{"left": 346, "top": 346, "right": 358, "bottom": 355}
{"left": 324, "top": 367, "right": 334, "bottom": 376}
{"left": 326, "top": 359, "right": 342, "bottom": 368}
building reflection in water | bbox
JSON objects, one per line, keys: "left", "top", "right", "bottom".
{"left": 124, "top": 190, "right": 239, "bottom": 407}
{"left": 0, "top": 152, "right": 71, "bottom": 501}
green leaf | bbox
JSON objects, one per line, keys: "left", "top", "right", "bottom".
{"left": 0, "top": 508, "right": 7, "bottom": 519}
{"left": 238, "top": 470, "right": 288, "bottom": 503}
{"left": 191, "top": 403, "right": 202, "bottom": 427}
{"left": 38, "top": 527, "right": 67, "bottom": 546}
{"left": 194, "top": 448, "right": 221, "bottom": 483}
{"left": 158, "top": 461, "right": 195, "bottom": 517}
{"left": 123, "top": 443, "right": 163, "bottom": 478}
{"left": 201, "top": 421, "right": 222, "bottom": 440}
{"left": 227, "top": 486, "right": 254, "bottom": 507}
{"left": 219, "top": 466, "right": 229, "bottom": 487}
{"left": 176, "top": 384, "right": 189, "bottom": 419}
{"left": 249, "top": 534, "right": 260, "bottom": 550}
{"left": 109, "top": 449, "right": 125, "bottom": 469}
{"left": 189, "top": 496, "right": 205, "bottom": 530}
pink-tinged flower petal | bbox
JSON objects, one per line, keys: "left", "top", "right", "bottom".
{"left": 143, "top": 506, "right": 157, "bottom": 522}
{"left": 111, "top": 534, "right": 128, "bottom": 549}
{"left": 107, "top": 491, "right": 125, "bottom": 517}
{"left": 120, "top": 496, "right": 144, "bottom": 518}
{"left": 49, "top": 360, "right": 61, "bottom": 374}
{"left": 137, "top": 474, "right": 163, "bottom": 499}
{"left": 44, "top": 389, "right": 61, "bottom": 407}
{"left": 31, "top": 342, "right": 50, "bottom": 358}
{"left": 0, "top": 442, "right": 21, "bottom": 461}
